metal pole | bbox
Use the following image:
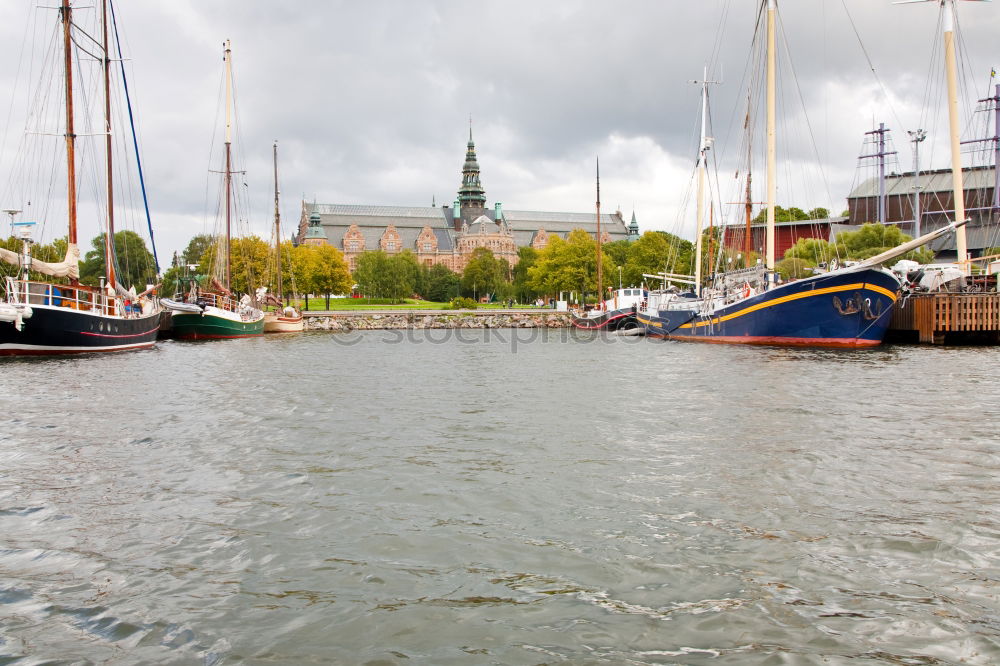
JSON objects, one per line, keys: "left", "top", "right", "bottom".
{"left": 101, "top": 0, "right": 116, "bottom": 289}
{"left": 909, "top": 129, "right": 926, "bottom": 237}
{"left": 224, "top": 40, "right": 233, "bottom": 289}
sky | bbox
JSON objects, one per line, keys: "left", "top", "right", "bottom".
{"left": 0, "top": 0, "right": 997, "bottom": 268}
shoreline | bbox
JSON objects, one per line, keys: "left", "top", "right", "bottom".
{"left": 302, "top": 310, "right": 572, "bottom": 331}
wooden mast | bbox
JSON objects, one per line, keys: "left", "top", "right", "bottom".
{"left": 744, "top": 173, "right": 753, "bottom": 267}
{"left": 595, "top": 157, "right": 602, "bottom": 310}
{"left": 273, "top": 140, "right": 282, "bottom": 302}
{"left": 223, "top": 39, "right": 233, "bottom": 289}
{"left": 942, "top": 0, "right": 969, "bottom": 272}
{"left": 101, "top": 0, "right": 116, "bottom": 288}
{"left": 60, "top": 0, "right": 78, "bottom": 254}
{"left": 765, "top": 0, "right": 777, "bottom": 283}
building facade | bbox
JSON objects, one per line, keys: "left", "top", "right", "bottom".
{"left": 296, "top": 129, "right": 640, "bottom": 272}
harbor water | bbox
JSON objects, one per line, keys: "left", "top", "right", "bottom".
{"left": 1, "top": 330, "right": 998, "bottom": 664}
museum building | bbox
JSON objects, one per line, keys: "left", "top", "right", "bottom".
{"left": 296, "top": 129, "right": 640, "bottom": 272}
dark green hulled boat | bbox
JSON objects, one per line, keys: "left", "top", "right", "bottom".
{"left": 163, "top": 40, "right": 264, "bottom": 340}
{"left": 167, "top": 293, "right": 264, "bottom": 340}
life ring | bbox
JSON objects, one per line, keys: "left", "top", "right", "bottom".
{"left": 742, "top": 283, "right": 752, "bottom": 299}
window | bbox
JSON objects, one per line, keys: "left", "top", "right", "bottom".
{"left": 347, "top": 240, "right": 359, "bottom": 252}
{"left": 422, "top": 242, "right": 433, "bottom": 252}
{"left": 385, "top": 241, "right": 397, "bottom": 251}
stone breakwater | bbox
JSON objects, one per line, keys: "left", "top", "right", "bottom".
{"left": 305, "top": 311, "right": 572, "bottom": 331}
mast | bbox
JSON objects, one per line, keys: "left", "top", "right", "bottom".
{"left": 942, "top": 0, "right": 968, "bottom": 272}
{"left": 744, "top": 173, "right": 753, "bottom": 266}
{"left": 595, "top": 157, "right": 602, "bottom": 309}
{"left": 765, "top": 0, "right": 776, "bottom": 282}
{"left": 694, "top": 66, "right": 711, "bottom": 296}
{"left": 60, "top": 0, "right": 78, "bottom": 251}
{"left": 273, "top": 140, "right": 282, "bottom": 302}
{"left": 223, "top": 39, "right": 233, "bottom": 289}
{"left": 101, "top": 0, "right": 116, "bottom": 288}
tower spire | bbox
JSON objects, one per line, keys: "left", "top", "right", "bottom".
{"left": 457, "top": 121, "right": 486, "bottom": 220}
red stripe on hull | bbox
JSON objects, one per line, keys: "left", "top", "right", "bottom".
{"left": 570, "top": 313, "right": 627, "bottom": 330}
{"left": 173, "top": 333, "right": 263, "bottom": 340}
{"left": 0, "top": 342, "right": 155, "bottom": 356}
{"left": 669, "top": 334, "right": 882, "bottom": 348}
{"left": 79, "top": 326, "right": 162, "bottom": 339}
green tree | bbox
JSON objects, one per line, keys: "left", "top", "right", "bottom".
{"left": 602, "top": 239, "right": 630, "bottom": 268}
{"left": 461, "top": 247, "right": 508, "bottom": 301}
{"left": 423, "top": 263, "right": 460, "bottom": 302}
{"left": 833, "top": 223, "right": 933, "bottom": 263}
{"left": 80, "top": 230, "right": 156, "bottom": 290}
{"left": 622, "top": 231, "right": 693, "bottom": 288}
{"left": 352, "top": 251, "right": 415, "bottom": 303}
{"left": 753, "top": 205, "right": 811, "bottom": 224}
{"left": 784, "top": 237, "right": 837, "bottom": 265}
{"left": 527, "top": 229, "right": 615, "bottom": 303}
{"left": 310, "top": 244, "right": 353, "bottom": 308}
{"left": 512, "top": 246, "right": 540, "bottom": 303}
{"left": 182, "top": 234, "right": 214, "bottom": 267}
{"left": 229, "top": 236, "right": 271, "bottom": 295}
{"left": 775, "top": 257, "right": 816, "bottom": 281}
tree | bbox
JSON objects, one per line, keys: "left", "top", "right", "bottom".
{"left": 512, "top": 246, "right": 540, "bottom": 303}
{"left": 182, "top": 234, "right": 214, "bottom": 267}
{"left": 753, "top": 205, "right": 811, "bottom": 224}
{"left": 423, "top": 263, "right": 460, "bottom": 302}
{"left": 527, "top": 229, "right": 615, "bottom": 303}
{"left": 833, "top": 223, "right": 933, "bottom": 263}
{"left": 229, "top": 236, "right": 271, "bottom": 295}
{"left": 461, "top": 247, "right": 508, "bottom": 301}
{"left": 309, "top": 244, "right": 353, "bottom": 308}
{"left": 784, "top": 237, "right": 838, "bottom": 265}
{"left": 775, "top": 257, "right": 815, "bottom": 281}
{"left": 80, "top": 230, "right": 157, "bottom": 290}
{"left": 621, "top": 231, "right": 693, "bottom": 289}
{"left": 352, "top": 251, "right": 415, "bottom": 302}
{"left": 602, "top": 239, "right": 630, "bottom": 268}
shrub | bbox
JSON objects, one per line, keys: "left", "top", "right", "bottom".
{"left": 448, "top": 296, "right": 478, "bottom": 310}
{"left": 775, "top": 257, "right": 816, "bottom": 281}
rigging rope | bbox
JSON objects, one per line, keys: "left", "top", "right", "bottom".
{"left": 109, "top": 0, "right": 159, "bottom": 273}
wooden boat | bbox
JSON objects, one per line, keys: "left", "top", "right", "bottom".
{"left": 263, "top": 141, "right": 303, "bottom": 333}
{"left": 163, "top": 40, "right": 264, "bottom": 339}
{"left": 0, "top": 0, "right": 161, "bottom": 355}
{"left": 640, "top": 0, "right": 964, "bottom": 347}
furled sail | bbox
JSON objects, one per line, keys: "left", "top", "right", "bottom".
{"left": 0, "top": 243, "right": 80, "bottom": 279}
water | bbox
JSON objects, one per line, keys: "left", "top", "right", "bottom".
{"left": 2, "top": 330, "right": 999, "bottom": 665}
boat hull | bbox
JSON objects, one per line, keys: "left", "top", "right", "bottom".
{"left": 0, "top": 304, "right": 160, "bottom": 356}
{"left": 570, "top": 307, "right": 638, "bottom": 331}
{"left": 263, "top": 310, "right": 304, "bottom": 333}
{"left": 648, "top": 268, "right": 900, "bottom": 347}
{"left": 171, "top": 310, "right": 265, "bottom": 340}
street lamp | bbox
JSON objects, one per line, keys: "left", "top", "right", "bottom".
{"left": 908, "top": 129, "right": 927, "bottom": 237}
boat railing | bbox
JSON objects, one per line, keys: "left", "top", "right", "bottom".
{"left": 172, "top": 290, "right": 242, "bottom": 313}
{"left": 4, "top": 277, "right": 120, "bottom": 315}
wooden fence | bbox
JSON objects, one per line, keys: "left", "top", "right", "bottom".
{"left": 890, "top": 293, "right": 1000, "bottom": 344}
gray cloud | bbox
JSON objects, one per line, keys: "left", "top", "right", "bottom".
{"left": 1, "top": 1, "right": 996, "bottom": 261}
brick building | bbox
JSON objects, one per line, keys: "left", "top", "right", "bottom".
{"left": 296, "top": 129, "right": 641, "bottom": 272}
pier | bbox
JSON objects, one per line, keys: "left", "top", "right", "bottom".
{"left": 888, "top": 292, "right": 1000, "bottom": 344}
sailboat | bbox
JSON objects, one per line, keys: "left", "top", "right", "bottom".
{"left": 571, "top": 159, "right": 644, "bottom": 330}
{"left": 163, "top": 40, "right": 264, "bottom": 340}
{"left": 640, "top": 0, "right": 964, "bottom": 347}
{"left": 0, "top": 0, "right": 161, "bottom": 356}
{"left": 262, "top": 141, "right": 304, "bottom": 333}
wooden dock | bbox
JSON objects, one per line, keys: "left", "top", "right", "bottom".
{"left": 888, "top": 292, "right": 1000, "bottom": 344}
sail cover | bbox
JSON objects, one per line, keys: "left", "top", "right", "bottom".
{"left": 0, "top": 243, "right": 80, "bottom": 279}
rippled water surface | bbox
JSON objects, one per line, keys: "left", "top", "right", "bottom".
{"left": 2, "top": 330, "right": 999, "bottom": 665}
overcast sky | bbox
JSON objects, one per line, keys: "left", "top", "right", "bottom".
{"left": 0, "top": 0, "right": 997, "bottom": 266}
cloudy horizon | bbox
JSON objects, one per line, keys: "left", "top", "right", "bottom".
{"left": 0, "top": 0, "right": 996, "bottom": 267}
